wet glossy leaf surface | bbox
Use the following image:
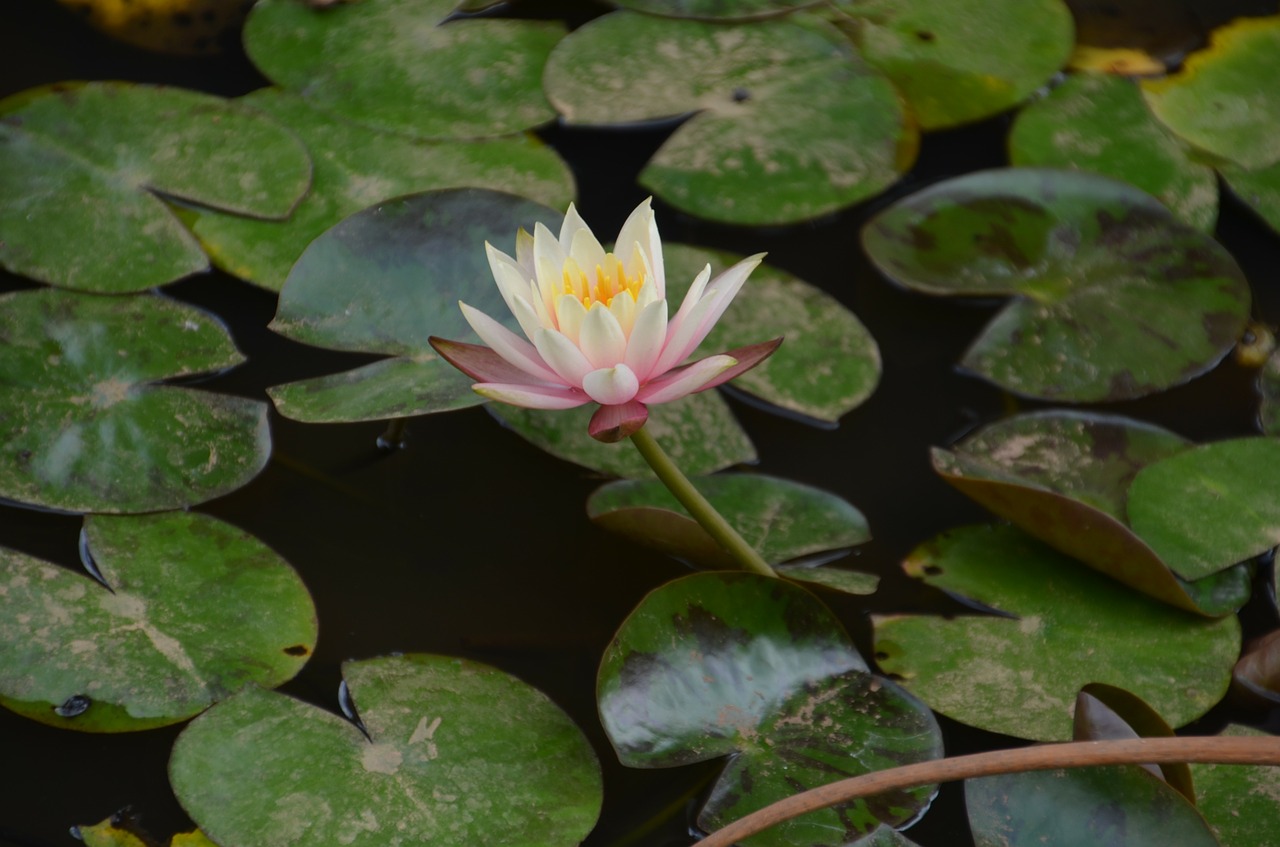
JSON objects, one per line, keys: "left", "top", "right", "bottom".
{"left": 1190, "top": 725, "right": 1280, "bottom": 847}
{"left": 0, "top": 512, "right": 315, "bottom": 732}
{"left": 598, "top": 573, "right": 941, "bottom": 847}
{"left": 170, "top": 654, "right": 602, "bottom": 847}
{"left": 873, "top": 525, "right": 1240, "bottom": 740}
{"left": 0, "top": 289, "right": 270, "bottom": 513}
{"left": 862, "top": 167, "right": 1251, "bottom": 402}
{"left": 1072, "top": 683, "right": 1193, "bottom": 800}
{"left": 244, "top": 0, "right": 563, "bottom": 139}
{"left": 0, "top": 81, "right": 310, "bottom": 293}
{"left": 545, "top": 12, "right": 913, "bottom": 224}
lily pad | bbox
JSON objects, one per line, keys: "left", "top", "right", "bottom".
{"left": 835, "top": 0, "right": 1075, "bottom": 129}
{"left": 1008, "top": 73, "right": 1219, "bottom": 230}
{"left": 1190, "top": 725, "right": 1280, "bottom": 847}
{"left": 1072, "top": 683, "right": 1193, "bottom": 800}
{"left": 861, "top": 167, "right": 1251, "bottom": 402}
{"left": 1221, "top": 158, "right": 1280, "bottom": 236}
{"left": 0, "top": 81, "right": 310, "bottom": 293}
{"left": 243, "top": 0, "right": 563, "bottom": 140}
{"left": 0, "top": 288, "right": 271, "bottom": 513}
{"left": 599, "top": 572, "right": 942, "bottom": 847}
{"left": 544, "top": 11, "right": 914, "bottom": 225}
{"left": 1232, "top": 629, "right": 1280, "bottom": 707}
{"left": 1065, "top": 0, "right": 1205, "bottom": 75}
{"left": 1141, "top": 16, "right": 1280, "bottom": 170}
{"left": 612, "top": 0, "right": 812, "bottom": 18}
{"left": 873, "top": 524, "right": 1240, "bottom": 740}
{"left": 0, "top": 512, "right": 316, "bottom": 732}
{"left": 1258, "top": 346, "right": 1280, "bottom": 435}
{"left": 268, "top": 188, "right": 562, "bottom": 422}
{"left": 170, "top": 654, "right": 602, "bottom": 847}
{"left": 186, "top": 87, "right": 575, "bottom": 292}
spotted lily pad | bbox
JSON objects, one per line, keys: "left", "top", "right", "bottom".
{"left": 599, "top": 572, "right": 942, "bottom": 847}
{"left": 1190, "top": 725, "right": 1280, "bottom": 847}
{"left": 0, "top": 81, "right": 310, "bottom": 293}
{"left": 169, "top": 654, "right": 602, "bottom": 847}
{"left": 861, "top": 167, "right": 1251, "bottom": 402}
{"left": 873, "top": 524, "right": 1240, "bottom": 740}
{"left": 243, "top": 0, "right": 563, "bottom": 140}
{"left": 835, "top": 0, "right": 1075, "bottom": 129}
{"left": 0, "top": 512, "right": 316, "bottom": 732}
{"left": 185, "top": 88, "right": 574, "bottom": 292}
{"left": 0, "top": 288, "right": 271, "bottom": 513}
{"left": 544, "top": 12, "right": 914, "bottom": 225}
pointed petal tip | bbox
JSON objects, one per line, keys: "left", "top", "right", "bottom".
{"left": 588, "top": 400, "right": 649, "bottom": 443}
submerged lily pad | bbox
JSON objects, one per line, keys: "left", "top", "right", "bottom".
{"left": 0, "top": 288, "right": 270, "bottom": 513}
{"left": 599, "top": 572, "right": 941, "bottom": 847}
{"left": 544, "top": 12, "right": 914, "bottom": 224}
{"left": 170, "top": 654, "right": 602, "bottom": 847}
{"left": 186, "top": 88, "right": 574, "bottom": 292}
{"left": 862, "top": 167, "right": 1251, "bottom": 402}
{"left": 0, "top": 81, "right": 310, "bottom": 293}
{"left": 0, "top": 512, "right": 316, "bottom": 732}
{"left": 873, "top": 524, "right": 1240, "bottom": 740}
{"left": 244, "top": 0, "right": 563, "bottom": 140}
{"left": 1190, "top": 725, "right": 1280, "bottom": 847}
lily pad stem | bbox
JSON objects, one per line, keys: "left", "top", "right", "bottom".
{"left": 629, "top": 426, "right": 777, "bottom": 578}
{"left": 697, "top": 735, "right": 1280, "bottom": 847}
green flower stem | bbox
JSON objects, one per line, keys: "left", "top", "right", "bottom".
{"left": 629, "top": 426, "right": 777, "bottom": 578}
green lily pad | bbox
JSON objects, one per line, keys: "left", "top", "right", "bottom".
{"left": 0, "top": 512, "right": 316, "bottom": 732}
{"left": 268, "top": 188, "right": 562, "bottom": 423}
{"left": 490, "top": 389, "right": 754, "bottom": 478}
{"left": 243, "top": 0, "right": 563, "bottom": 140}
{"left": 170, "top": 654, "right": 602, "bottom": 847}
{"left": 835, "top": 0, "right": 1075, "bottom": 129}
{"left": 0, "top": 81, "right": 310, "bottom": 293}
{"left": 599, "top": 572, "right": 941, "bottom": 847}
{"left": 544, "top": 12, "right": 914, "bottom": 225}
{"left": 873, "top": 524, "right": 1240, "bottom": 741}
{"left": 1008, "top": 73, "right": 1219, "bottom": 230}
{"left": 1126, "top": 437, "right": 1280, "bottom": 580}
{"left": 966, "top": 765, "right": 1220, "bottom": 847}
{"left": 1141, "top": 16, "right": 1280, "bottom": 170}
{"left": 664, "top": 244, "right": 881, "bottom": 423}
{"left": 613, "top": 0, "right": 810, "bottom": 18}
{"left": 1258, "top": 346, "right": 1280, "bottom": 436}
{"left": 1191, "top": 725, "right": 1280, "bottom": 847}
{"left": 185, "top": 87, "right": 574, "bottom": 292}
{"left": 1073, "top": 683, "right": 1193, "bottom": 801}
{"left": 1221, "top": 157, "right": 1280, "bottom": 236}
{"left": 0, "top": 288, "right": 271, "bottom": 513}
{"left": 861, "top": 167, "right": 1251, "bottom": 402}
{"left": 931, "top": 410, "right": 1251, "bottom": 615}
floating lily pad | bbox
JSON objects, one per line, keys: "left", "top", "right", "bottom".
{"left": 836, "top": 0, "right": 1075, "bottom": 129}
{"left": 1008, "top": 74, "right": 1218, "bottom": 230}
{"left": 599, "top": 572, "right": 941, "bottom": 847}
{"left": 186, "top": 87, "right": 574, "bottom": 292}
{"left": 544, "top": 12, "right": 914, "bottom": 224}
{"left": 1065, "top": 0, "right": 1205, "bottom": 75}
{"left": 268, "top": 189, "right": 563, "bottom": 422}
{"left": 1221, "top": 158, "right": 1280, "bottom": 236}
{"left": 243, "top": 0, "right": 563, "bottom": 140}
{"left": 1126, "top": 437, "right": 1280, "bottom": 580}
{"left": 862, "top": 167, "right": 1251, "bottom": 402}
{"left": 0, "top": 512, "right": 316, "bottom": 732}
{"left": 1232, "top": 629, "right": 1280, "bottom": 706}
{"left": 613, "top": 0, "right": 810, "bottom": 18}
{"left": 0, "top": 81, "right": 310, "bottom": 293}
{"left": 1258, "top": 347, "right": 1280, "bottom": 435}
{"left": 0, "top": 288, "right": 271, "bottom": 513}
{"left": 1141, "top": 16, "right": 1280, "bottom": 170}
{"left": 1190, "top": 725, "right": 1280, "bottom": 847}
{"left": 1073, "top": 683, "right": 1193, "bottom": 800}
{"left": 873, "top": 525, "right": 1240, "bottom": 740}
{"left": 170, "top": 654, "right": 602, "bottom": 847}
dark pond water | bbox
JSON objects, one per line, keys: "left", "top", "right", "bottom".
{"left": 2, "top": 2, "right": 1279, "bottom": 846}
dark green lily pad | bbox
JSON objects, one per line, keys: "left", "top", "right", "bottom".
{"left": 599, "top": 572, "right": 941, "bottom": 847}
{"left": 1258, "top": 346, "right": 1280, "bottom": 436}
{"left": 186, "top": 88, "right": 574, "bottom": 292}
{"left": 0, "top": 288, "right": 271, "bottom": 513}
{"left": 170, "top": 654, "right": 602, "bottom": 847}
{"left": 1008, "top": 74, "right": 1218, "bottom": 230}
{"left": 1073, "top": 683, "right": 1193, "bottom": 801}
{"left": 873, "top": 525, "right": 1240, "bottom": 741}
{"left": 1221, "top": 158, "right": 1280, "bottom": 236}
{"left": 1126, "top": 437, "right": 1280, "bottom": 580}
{"left": 966, "top": 765, "right": 1220, "bottom": 847}
{"left": 0, "top": 81, "right": 310, "bottom": 293}
{"left": 613, "top": 0, "right": 811, "bottom": 18}
{"left": 0, "top": 512, "right": 315, "bottom": 732}
{"left": 861, "top": 167, "right": 1251, "bottom": 402}
{"left": 243, "top": 0, "right": 563, "bottom": 140}
{"left": 544, "top": 12, "right": 914, "bottom": 225}
{"left": 836, "top": 0, "right": 1075, "bottom": 130}
{"left": 1190, "top": 725, "right": 1280, "bottom": 847}
{"left": 268, "top": 189, "right": 562, "bottom": 422}
{"left": 1141, "top": 16, "right": 1280, "bottom": 170}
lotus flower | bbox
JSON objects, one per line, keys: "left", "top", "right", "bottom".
{"left": 430, "top": 199, "right": 780, "bottom": 442}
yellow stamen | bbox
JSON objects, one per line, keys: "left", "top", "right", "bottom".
{"left": 558, "top": 253, "right": 644, "bottom": 309}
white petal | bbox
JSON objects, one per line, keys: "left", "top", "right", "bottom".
{"left": 615, "top": 197, "right": 664, "bottom": 298}
{"left": 508, "top": 292, "right": 546, "bottom": 342}
{"left": 559, "top": 203, "right": 594, "bottom": 252}
{"left": 533, "top": 222, "right": 566, "bottom": 292}
{"left": 535, "top": 255, "right": 566, "bottom": 313}
{"left": 665, "top": 263, "right": 712, "bottom": 341}
{"left": 609, "top": 288, "right": 637, "bottom": 336}
{"left": 582, "top": 364, "right": 640, "bottom": 405}
{"left": 578, "top": 304, "right": 627, "bottom": 368}
{"left": 475, "top": 382, "right": 587, "bottom": 410}
{"left": 624, "top": 299, "right": 668, "bottom": 380}
{"left": 514, "top": 227, "right": 535, "bottom": 277}
{"left": 460, "top": 302, "right": 561, "bottom": 384}
{"left": 634, "top": 275, "right": 659, "bottom": 310}
{"left": 638, "top": 355, "right": 736, "bottom": 405}
{"left": 533, "top": 328, "right": 593, "bottom": 387}
{"left": 555, "top": 294, "right": 587, "bottom": 345}
{"left": 649, "top": 289, "right": 722, "bottom": 376}
{"left": 568, "top": 227, "right": 606, "bottom": 275}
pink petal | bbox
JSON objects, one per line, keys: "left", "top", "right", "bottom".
{"left": 474, "top": 382, "right": 588, "bottom": 410}
{"left": 589, "top": 399, "right": 649, "bottom": 443}
{"left": 637, "top": 354, "right": 737, "bottom": 405}
{"left": 430, "top": 337, "right": 551, "bottom": 386}
{"left": 582, "top": 364, "right": 640, "bottom": 405}
{"left": 460, "top": 302, "right": 561, "bottom": 384}
{"left": 693, "top": 338, "right": 782, "bottom": 391}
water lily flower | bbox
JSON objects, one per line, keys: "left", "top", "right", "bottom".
{"left": 430, "top": 199, "right": 780, "bottom": 442}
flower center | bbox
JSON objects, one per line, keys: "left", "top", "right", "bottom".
{"left": 560, "top": 254, "right": 644, "bottom": 310}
